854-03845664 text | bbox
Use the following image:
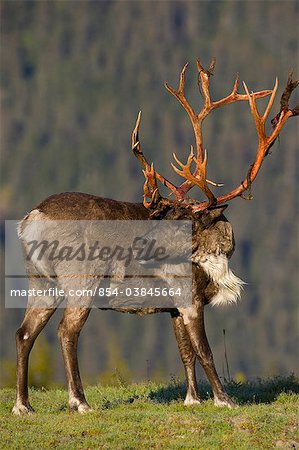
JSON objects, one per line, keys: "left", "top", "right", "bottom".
{"left": 10, "top": 286, "right": 183, "bottom": 298}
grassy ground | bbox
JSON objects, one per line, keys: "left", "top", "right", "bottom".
{"left": 0, "top": 376, "right": 298, "bottom": 449}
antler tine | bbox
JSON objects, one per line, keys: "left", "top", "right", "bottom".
{"left": 178, "top": 62, "right": 188, "bottom": 94}
{"left": 206, "top": 178, "right": 224, "bottom": 187}
{"left": 208, "top": 57, "right": 216, "bottom": 76}
{"left": 280, "top": 71, "right": 299, "bottom": 113}
{"left": 197, "top": 58, "right": 213, "bottom": 109}
{"left": 142, "top": 164, "right": 160, "bottom": 209}
{"left": 131, "top": 111, "right": 149, "bottom": 168}
{"left": 232, "top": 73, "right": 239, "bottom": 95}
{"left": 212, "top": 78, "right": 272, "bottom": 110}
{"left": 271, "top": 71, "right": 299, "bottom": 123}
{"left": 131, "top": 112, "right": 183, "bottom": 201}
{"left": 164, "top": 63, "right": 196, "bottom": 122}
{"left": 263, "top": 77, "right": 278, "bottom": 121}
{"left": 242, "top": 81, "right": 265, "bottom": 141}
{"left": 171, "top": 146, "right": 217, "bottom": 207}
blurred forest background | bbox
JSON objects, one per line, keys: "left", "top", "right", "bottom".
{"left": 0, "top": 1, "right": 298, "bottom": 389}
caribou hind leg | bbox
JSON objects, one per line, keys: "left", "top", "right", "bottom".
{"left": 171, "top": 312, "right": 201, "bottom": 405}
{"left": 12, "top": 305, "right": 56, "bottom": 415}
{"left": 12, "top": 276, "right": 61, "bottom": 415}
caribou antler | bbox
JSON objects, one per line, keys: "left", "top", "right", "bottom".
{"left": 132, "top": 59, "right": 298, "bottom": 210}
{"left": 198, "top": 74, "right": 298, "bottom": 211}
{"left": 165, "top": 59, "right": 273, "bottom": 204}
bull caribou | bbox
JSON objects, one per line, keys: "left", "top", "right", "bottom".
{"left": 12, "top": 58, "right": 298, "bottom": 414}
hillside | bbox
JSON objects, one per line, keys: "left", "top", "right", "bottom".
{"left": 0, "top": 1, "right": 298, "bottom": 385}
{"left": 1, "top": 377, "right": 298, "bottom": 449}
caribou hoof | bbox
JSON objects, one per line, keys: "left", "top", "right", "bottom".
{"left": 77, "top": 403, "right": 93, "bottom": 414}
{"left": 214, "top": 395, "right": 238, "bottom": 408}
{"left": 69, "top": 399, "right": 93, "bottom": 413}
{"left": 12, "top": 403, "right": 35, "bottom": 415}
{"left": 184, "top": 393, "right": 202, "bottom": 406}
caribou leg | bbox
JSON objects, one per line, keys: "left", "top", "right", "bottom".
{"left": 171, "top": 312, "right": 201, "bottom": 405}
{"left": 12, "top": 306, "right": 56, "bottom": 415}
{"left": 181, "top": 301, "right": 237, "bottom": 408}
{"left": 58, "top": 305, "right": 92, "bottom": 413}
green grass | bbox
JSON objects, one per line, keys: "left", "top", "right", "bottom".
{"left": 0, "top": 376, "right": 298, "bottom": 449}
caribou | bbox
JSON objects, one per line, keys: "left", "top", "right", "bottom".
{"left": 12, "top": 58, "right": 298, "bottom": 414}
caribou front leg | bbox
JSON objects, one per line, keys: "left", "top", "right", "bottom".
{"left": 58, "top": 306, "right": 92, "bottom": 413}
{"left": 180, "top": 301, "right": 237, "bottom": 408}
{"left": 171, "top": 312, "right": 201, "bottom": 405}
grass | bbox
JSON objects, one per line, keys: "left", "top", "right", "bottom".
{"left": 0, "top": 376, "right": 298, "bottom": 449}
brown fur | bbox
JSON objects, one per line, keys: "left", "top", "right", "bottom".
{"left": 37, "top": 192, "right": 149, "bottom": 220}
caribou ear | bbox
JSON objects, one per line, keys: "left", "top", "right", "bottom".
{"left": 149, "top": 202, "right": 172, "bottom": 219}
{"left": 201, "top": 205, "right": 228, "bottom": 226}
{"left": 209, "top": 205, "right": 228, "bottom": 219}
